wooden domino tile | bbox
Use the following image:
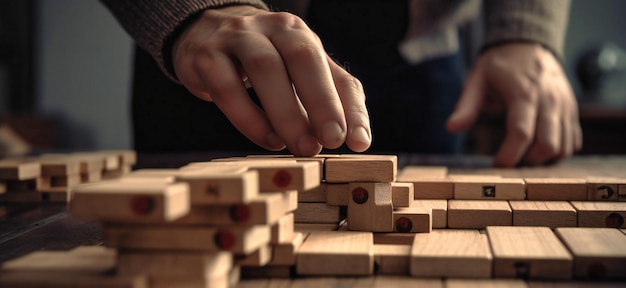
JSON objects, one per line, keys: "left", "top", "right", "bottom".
{"left": 555, "top": 228, "right": 626, "bottom": 280}
{"left": 325, "top": 183, "right": 349, "bottom": 206}
{"left": 509, "top": 201, "right": 578, "bottom": 228}
{"left": 453, "top": 177, "right": 526, "bottom": 200}
{"left": 570, "top": 201, "right": 626, "bottom": 228}
{"left": 586, "top": 177, "right": 626, "bottom": 201}
{"left": 347, "top": 182, "right": 393, "bottom": 232}
{"left": 175, "top": 170, "right": 258, "bottom": 205}
{"left": 269, "top": 232, "right": 305, "bottom": 265}
{"left": 525, "top": 178, "right": 587, "bottom": 201}
{"left": 298, "top": 183, "right": 327, "bottom": 203}
{"left": 105, "top": 224, "right": 270, "bottom": 254}
{"left": 447, "top": 200, "right": 512, "bottom": 229}
{"left": 391, "top": 182, "right": 414, "bottom": 207}
{"left": 324, "top": 155, "right": 397, "bottom": 183}
{"left": 71, "top": 180, "right": 190, "bottom": 223}
{"left": 412, "top": 200, "right": 447, "bottom": 228}
{"left": 410, "top": 229, "right": 492, "bottom": 278}
{"left": 296, "top": 231, "right": 374, "bottom": 276}
{"left": 0, "top": 160, "right": 40, "bottom": 181}
{"left": 294, "top": 203, "right": 345, "bottom": 224}
{"left": 486, "top": 226, "right": 573, "bottom": 280}
{"left": 392, "top": 207, "right": 431, "bottom": 233}
{"left": 374, "top": 244, "right": 411, "bottom": 275}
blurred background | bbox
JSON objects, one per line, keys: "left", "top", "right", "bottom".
{"left": 0, "top": 0, "right": 625, "bottom": 156}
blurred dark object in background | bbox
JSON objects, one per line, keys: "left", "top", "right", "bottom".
{"left": 576, "top": 42, "right": 626, "bottom": 106}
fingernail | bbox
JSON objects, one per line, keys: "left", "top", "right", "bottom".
{"left": 298, "top": 134, "right": 321, "bottom": 156}
{"left": 352, "top": 126, "right": 371, "bottom": 145}
{"left": 322, "top": 121, "right": 345, "bottom": 148}
{"left": 266, "top": 133, "right": 285, "bottom": 150}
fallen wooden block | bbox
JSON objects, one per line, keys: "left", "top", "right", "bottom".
{"left": 392, "top": 207, "right": 431, "bottom": 233}
{"left": 296, "top": 231, "right": 374, "bottom": 276}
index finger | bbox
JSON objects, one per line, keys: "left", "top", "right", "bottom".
{"left": 494, "top": 91, "right": 538, "bottom": 167}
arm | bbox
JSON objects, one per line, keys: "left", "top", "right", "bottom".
{"left": 447, "top": 0, "right": 582, "bottom": 167}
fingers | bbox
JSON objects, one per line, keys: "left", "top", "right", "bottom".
{"left": 446, "top": 66, "right": 487, "bottom": 133}
{"left": 493, "top": 89, "right": 538, "bottom": 167}
{"left": 522, "top": 91, "right": 561, "bottom": 165}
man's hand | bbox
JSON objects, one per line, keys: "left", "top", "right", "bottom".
{"left": 446, "top": 43, "right": 582, "bottom": 167}
{"left": 172, "top": 5, "right": 371, "bottom": 156}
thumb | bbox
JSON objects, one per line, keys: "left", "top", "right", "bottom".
{"left": 446, "top": 67, "right": 487, "bottom": 133}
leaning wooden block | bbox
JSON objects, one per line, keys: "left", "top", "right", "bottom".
{"left": 0, "top": 160, "right": 40, "bottom": 180}
{"left": 270, "top": 232, "right": 305, "bottom": 265}
{"left": 586, "top": 177, "right": 626, "bottom": 201}
{"left": 175, "top": 169, "right": 258, "bottom": 205}
{"left": 410, "top": 229, "right": 492, "bottom": 278}
{"left": 71, "top": 180, "right": 190, "bottom": 223}
{"left": 348, "top": 182, "right": 393, "bottom": 232}
{"left": 487, "top": 226, "right": 573, "bottom": 280}
{"left": 296, "top": 231, "right": 374, "bottom": 276}
{"left": 117, "top": 250, "right": 232, "bottom": 279}
{"left": 374, "top": 244, "right": 411, "bottom": 275}
{"left": 326, "top": 183, "right": 349, "bottom": 206}
{"left": 454, "top": 178, "right": 526, "bottom": 200}
{"left": 325, "top": 155, "right": 397, "bottom": 183}
{"left": 570, "top": 201, "right": 626, "bottom": 228}
{"left": 525, "top": 178, "right": 587, "bottom": 201}
{"left": 392, "top": 207, "right": 431, "bottom": 233}
{"left": 510, "top": 201, "right": 577, "bottom": 228}
{"left": 447, "top": 200, "right": 512, "bottom": 229}
{"left": 294, "top": 203, "right": 345, "bottom": 224}
{"left": 555, "top": 227, "right": 626, "bottom": 280}
{"left": 413, "top": 200, "right": 447, "bottom": 228}
{"left": 391, "top": 182, "right": 414, "bottom": 207}
{"left": 106, "top": 224, "right": 270, "bottom": 254}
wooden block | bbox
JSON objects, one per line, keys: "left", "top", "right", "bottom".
{"left": 555, "top": 227, "right": 626, "bottom": 279}
{"left": 39, "top": 174, "right": 82, "bottom": 188}
{"left": 510, "top": 201, "right": 577, "bottom": 228}
{"left": 373, "top": 233, "right": 416, "bottom": 245}
{"left": 98, "top": 150, "right": 137, "bottom": 167}
{"left": 570, "top": 201, "right": 626, "bottom": 228}
{"left": 294, "top": 203, "right": 345, "bottom": 224}
{"left": 446, "top": 279, "right": 527, "bottom": 288}
{"left": 270, "top": 232, "right": 305, "bottom": 265}
{"left": 404, "top": 177, "right": 453, "bottom": 199}
{"left": 0, "top": 160, "right": 40, "bottom": 180}
{"left": 174, "top": 192, "right": 286, "bottom": 226}
{"left": 392, "top": 207, "right": 431, "bottom": 233}
{"left": 325, "top": 155, "right": 397, "bottom": 183}
{"left": 391, "top": 182, "right": 413, "bottom": 207}
{"left": 397, "top": 166, "right": 448, "bottom": 181}
{"left": 325, "top": 183, "right": 349, "bottom": 206}
{"left": 81, "top": 171, "right": 102, "bottom": 183}
{"left": 296, "top": 231, "right": 374, "bottom": 276}
{"left": 0, "top": 273, "right": 147, "bottom": 288}
{"left": 413, "top": 200, "right": 447, "bottom": 228}
{"left": 410, "top": 229, "right": 492, "bottom": 278}
{"left": 2, "top": 178, "right": 38, "bottom": 192}
{"left": 447, "top": 200, "right": 512, "bottom": 229}
{"left": 43, "top": 153, "right": 105, "bottom": 174}
{"left": 525, "top": 178, "right": 587, "bottom": 201}
{"left": 271, "top": 212, "right": 294, "bottom": 244}
{"left": 348, "top": 182, "right": 393, "bottom": 232}
{"left": 294, "top": 223, "right": 340, "bottom": 233}
{"left": 38, "top": 158, "right": 81, "bottom": 177}
{"left": 586, "top": 177, "right": 626, "bottom": 201}
{"left": 106, "top": 224, "right": 270, "bottom": 254}
{"left": 374, "top": 244, "right": 411, "bottom": 275}
{"left": 620, "top": 184, "right": 626, "bottom": 202}
{"left": 117, "top": 250, "right": 232, "bottom": 279}
{"left": 175, "top": 170, "right": 258, "bottom": 205}
{"left": 244, "top": 155, "right": 326, "bottom": 181}
{"left": 241, "top": 266, "right": 293, "bottom": 279}
{"left": 487, "top": 226, "right": 573, "bottom": 280}
{"left": 209, "top": 160, "right": 320, "bottom": 192}
{"left": 71, "top": 180, "right": 190, "bottom": 223}
{"left": 2, "top": 246, "right": 115, "bottom": 273}
{"left": 454, "top": 178, "right": 526, "bottom": 200}
{"left": 102, "top": 165, "right": 132, "bottom": 180}
{"left": 237, "top": 245, "right": 273, "bottom": 267}
{"left": 298, "top": 183, "right": 326, "bottom": 203}
{"left": 284, "top": 189, "right": 298, "bottom": 212}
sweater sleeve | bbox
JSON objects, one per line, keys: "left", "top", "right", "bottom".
{"left": 100, "top": 0, "right": 269, "bottom": 81}
{"left": 483, "top": 0, "right": 570, "bottom": 59}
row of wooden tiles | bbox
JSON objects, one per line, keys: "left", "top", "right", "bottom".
{"left": 294, "top": 200, "right": 626, "bottom": 229}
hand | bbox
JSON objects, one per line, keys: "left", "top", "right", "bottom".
{"left": 172, "top": 5, "right": 371, "bottom": 156}
{"left": 446, "top": 43, "right": 582, "bottom": 167}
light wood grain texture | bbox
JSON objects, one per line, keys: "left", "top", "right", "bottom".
{"left": 392, "top": 207, "right": 431, "bottom": 233}
{"left": 324, "top": 155, "right": 397, "bottom": 183}
{"left": 403, "top": 178, "right": 454, "bottom": 200}
{"left": 325, "top": 183, "right": 349, "bottom": 206}
{"left": 447, "top": 200, "right": 512, "bottom": 229}
{"left": 271, "top": 212, "right": 295, "bottom": 244}
{"left": 2, "top": 246, "right": 115, "bottom": 273}
{"left": 270, "top": 232, "right": 305, "bottom": 265}
{"left": 0, "top": 273, "right": 147, "bottom": 288}
{"left": 298, "top": 183, "right": 327, "bottom": 203}
{"left": 36, "top": 158, "right": 81, "bottom": 177}
{"left": 445, "top": 279, "right": 527, "bottom": 288}
{"left": 487, "top": 226, "right": 573, "bottom": 280}
{"left": 105, "top": 224, "right": 270, "bottom": 254}
{"left": 175, "top": 170, "right": 259, "bottom": 205}
{"left": 294, "top": 223, "right": 340, "bottom": 233}
{"left": 374, "top": 244, "right": 411, "bottom": 275}
{"left": 397, "top": 166, "right": 448, "bottom": 181}
{"left": 372, "top": 233, "right": 416, "bottom": 245}
{"left": 510, "top": 201, "right": 577, "bottom": 228}
{"left": 454, "top": 178, "right": 526, "bottom": 200}
{"left": 348, "top": 182, "right": 393, "bottom": 232}
{"left": 294, "top": 203, "right": 345, "bottom": 224}
{"left": 570, "top": 201, "right": 626, "bottom": 228}
{"left": 586, "top": 177, "right": 626, "bottom": 201}
{"left": 296, "top": 231, "right": 374, "bottom": 276}
{"left": 117, "top": 250, "right": 232, "bottom": 279}
{"left": 244, "top": 155, "right": 326, "bottom": 180}
{"left": 0, "top": 160, "right": 40, "bottom": 180}
{"left": 284, "top": 190, "right": 298, "bottom": 212}
{"left": 237, "top": 245, "right": 273, "bottom": 267}
{"left": 555, "top": 227, "right": 626, "bottom": 279}
{"left": 391, "top": 182, "right": 414, "bottom": 207}
{"left": 525, "top": 178, "right": 587, "bottom": 201}
{"left": 71, "top": 181, "right": 190, "bottom": 223}
{"left": 410, "top": 229, "right": 492, "bottom": 278}
{"left": 412, "top": 200, "right": 447, "bottom": 228}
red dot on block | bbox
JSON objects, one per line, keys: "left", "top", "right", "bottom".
{"left": 229, "top": 204, "right": 251, "bottom": 223}
{"left": 214, "top": 230, "right": 236, "bottom": 250}
{"left": 395, "top": 217, "right": 413, "bottom": 233}
{"left": 605, "top": 213, "right": 624, "bottom": 228}
{"left": 130, "top": 196, "right": 155, "bottom": 216}
{"left": 273, "top": 170, "right": 292, "bottom": 188}
{"left": 352, "top": 187, "right": 369, "bottom": 204}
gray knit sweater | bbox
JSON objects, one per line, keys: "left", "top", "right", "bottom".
{"left": 101, "top": 0, "right": 570, "bottom": 80}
